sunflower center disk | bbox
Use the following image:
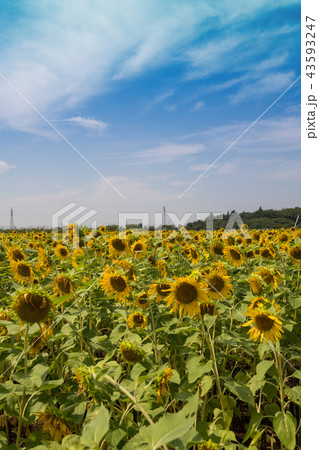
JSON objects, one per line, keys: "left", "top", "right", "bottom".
{"left": 133, "top": 244, "right": 143, "bottom": 251}
{"left": 208, "top": 275, "right": 224, "bottom": 293}
{"left": 111, "top": 238, "right": 126, "bottom": 251}
{"left": 17, "top": 264, "right": 31, "bottom": 276}
{"left": 175, "top": 282, "right": 197, "bottom": 304}
{"left": 229, "top": 249, "right": 241, "bottom": 260}
{"left": 110, "top": 276, "right": 127, "bottom": 292}
{"left": 255, "top": 314, "right": 275, "bottom": 331}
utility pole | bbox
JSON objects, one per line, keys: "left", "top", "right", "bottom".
{"left": 9, "top": 207, "right": 14, "bottom": 229}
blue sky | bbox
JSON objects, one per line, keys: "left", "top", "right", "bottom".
{"left": 0, "top": 0, "right": 300, "bottom": 227}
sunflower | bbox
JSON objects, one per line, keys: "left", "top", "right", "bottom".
{"left": 247, "top": 296, "right": 269, "bottom": 312}
{"left": 205, "top": 271, "right": 232, "bottom": 300}
{"left": 131, "top": 240, "right": 147, "bottom": 259}
{"left": 127, "top": 312, "right": 147, "bottom": 329}
{"left": 155, "top": 260, "right": 167, "bottom": 277}
{"left": 259, "top": 246, "right": 275, "bottom": 259}
{"left": 100, "top": 271, "right": 130, "bottom": 301}
{"left": 184, "top": 245, "right": 201, "bottom": 263}
{"left": 148, "top": 282, "right": 171, "bottom": 301}
{"left": 119, "top": 341, "right": 145, "bottom": 363}
{"left": 200, "top": 302, "right": 219, "bottom": 317}
{"left": 135, "top": 293, "right": 150, "bottom": 309}
{"left": 256, "top": 268, "right": 281, "bottom": 290}
{"left": 223, "top": 246, "right": 244, "bottom": 266}
{"left": 210, "top": 241, "right": 224, "bottom": 256}
{"left": 277, "top": 232, "right": 289, "bottom": 244}
{"left": 289, "top": 245, "right": 301, "bottom": 261}
{"left": 0, "top": 310, "right": 10, "bottom": 336}
{"left": 165, "top": 276, "right": 207, "bottom": 317}
{"left": 13, "top": 290, "right": 52, "bottom": 323}
{"left": 54, "top": 245, "right": 69, "bottom": 260}
{"left": 37, "top": 407, "right": 71, "bottom": 442}
{"left": 6, "top": 246, "right": 26, "bottom": 263}
{"left": 243, "top": 310, "right": 283, "bottom": 343}
{"left": 10, "top": 260, "right": 34, "bottom": 284}
{"left": 155, "top": 367, "right": 173, "bottom": 403}
{"left": 116, "top": 260, "right": 136, "bottom": 280}
{"left": 248, "top": 275, "right": 264, "bottom": 295}
{"left": 108, "top": 237, "right": 129, "bottom": 258}
{"left": 52, "top": 275, "right": 73, "bottom": 295}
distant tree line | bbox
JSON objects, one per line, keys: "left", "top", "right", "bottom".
{"left": 186, "top": 207, "right": 301, "bottom": 231}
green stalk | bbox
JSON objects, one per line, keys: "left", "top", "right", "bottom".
{"left": 16, "top": 325, "right": 28, "bottom": 447}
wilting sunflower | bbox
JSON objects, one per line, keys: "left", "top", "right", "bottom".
{"left": 119, "top": 341, "right": 145, "bottom": 363}
{"left": 289, "top": 245, "right": 301, "bottom": 261}
{"left": 127, "top": 312, "right": 147, "bottom": 329}
{"left": 248, "top": 275, "right": 264, "bottom": 295}
{"left": 200, "top": 301, "right": 219, "bottom": 317}
{"left": 0, "top": 310, "right": 10, "bottom": 336}
{"left": 148, "top": 282, "right": 171, "bottom": 302}
{"left": 165, "top": 276, "right": 207, "bottom": 317}
{"left": 223, "top": 246, "right": 244, "bottom": 267}
{"left": 54, "top": 245, "right": 69, "bottom": 260}
{"left": 135, "top": 293, "right": 150, "bottom": 309}
{"left": 37, "top": 407, "right": 71, "bottom": 442}
{"left": 10, "top": 260, "right": 34, "bottom": 284}
{"left": 52, "top": 275, "right": 73, "bottom": 296}
{"left": 131, "top": 240, "right": 147, "bottom": 259}
{"left": 256, "top": 268, "right": 281, "bottom": 291}
{"left": 13, "top": 290, "right": 52, "bottom": 324}
{"left": 155, "top": 367, "right": 173, "bottom": 403}
{"left": 6, "top": 246, "right": 26, "bottom": 263}
{"left": 205, "top": 271, "right": 232, "bottom": 300}
{"left": 243, "top": 310, "right": 283, "bottom": 343}
{"left": 108, "top": 237, "right": 129, "bottom": 258}
{"left": 116, "top": 260, "right": 136, "bottom": 280}
{"left": 100, "top": 271, "right": 130, "bottom": 301}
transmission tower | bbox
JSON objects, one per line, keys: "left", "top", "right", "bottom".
{"left": 9, "top": 208, "right": 14, "bottom": 229}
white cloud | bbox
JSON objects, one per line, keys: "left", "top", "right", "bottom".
{"left": 135, "top": 143, "right": 204, "bottom": 163}
{"left": 64, "top": 116, "right": 109, "bottom": 131}
{"left": 192, "top": 101, "right": 204, "bottom": 112}
{"left": 0, "top": 160, "right": 15, "bottom": 174}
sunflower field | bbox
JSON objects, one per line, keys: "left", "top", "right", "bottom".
{"left": 0, "top": 225, "right": 301, "bottom": 449}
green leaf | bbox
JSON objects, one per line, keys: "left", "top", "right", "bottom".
{"left": 273, "top": 412, "right": 296, "bottom": 450}
{"left": 81, "top": 405, "right": 110, "bottom": 449}
{"left": 200, "top": 375, "right": 213, "bottom": 397}
{"left": 284, "top": 385, "right": 301, "bottom": 406}
{"left": 38, "top": 379, "right": 64, "bottom": 391}
{"left": 186, "top": 355, "right": 212, "bottom": 384}
{"left": 243, "top": 408, "right": 263, "bottom": 443}
{"left": 224, "top": 379, "right": 254, "bottom": 406}
{"left": 139, "top": 393, "right": 199, "bottom": 449}
{"left": 248, "top": 360, "right": 273, "bottom": 395}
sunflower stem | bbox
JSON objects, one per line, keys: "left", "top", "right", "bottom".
{"left": 274, "top": 344, "right": 285, "bottom": 416}
{"left": 16, "top": 325, "right": 28, "bottom": 447}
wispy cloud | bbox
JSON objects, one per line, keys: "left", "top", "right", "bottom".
{"left": 64, "top": 116, "right": 109, "bottom": 131}
{"left": 192, "top": 101, "right": 204, "bottom": 112}
{"left": 0, "top": 160, "right": 15, "bottom": 174}
{"left": 135, "top": 143, "right": 204, "bottom": 163}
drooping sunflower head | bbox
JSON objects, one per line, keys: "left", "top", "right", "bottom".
{"left": 127, "top": 312, "right": 147, "bottom": 329}
{"left": 155, "top": 367, "right": 173, "bottom": 403}
{"left": 52, "top": 275, "right": 73, "bottom": 295}
{"left": 210, "top": 241, "right": 224, "bottom": 256}
{"left": 184, "top": 245, "right": 200, "bottom": 263}
{"left": 135, "top": 293, "right": 150, "bottom": 309}
{"left": 119, "top": 341, "right": 145, "bottom": 363}
{"left": 200, "top": 301, "right": 219, "bottom": 318}
{"left": 165, "top": 276, "right": 206, "bottom": 317}
{"left": 256, "top": 268, "right": 281, "bottom": 290}
{"left": 289, "top": 245, "right": 301, "bottom": 261}
{"left": 223, "top": 246, "right": 244, "bottom": 267}
{"left": 10, "top": 260, "right": 34, "bottom": 284}
{"left": 248, "top": 275, "right": 264, "bottom": 295}
{"left": 247, "top": 296, "right": 269, "bottom": 311}
{"left": 13, "top": 289, "right": 52, "bottom": 323}
{"left": 243, "top": 310, "right": 283, "bottom": 343}
{"left": 259, "top": 246, "right": 275, "bottom": 259}
{"left": 37, "top": 406, "right": 71, "bottom": 442}
{"left": 6, "top": 246, "right": 25, "bottom": 263}
{"left": 116, "top": 260, "right": 135, "bottom": 280}
{"left": 54, "top": 245, "right": 69, "bottom": 260}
